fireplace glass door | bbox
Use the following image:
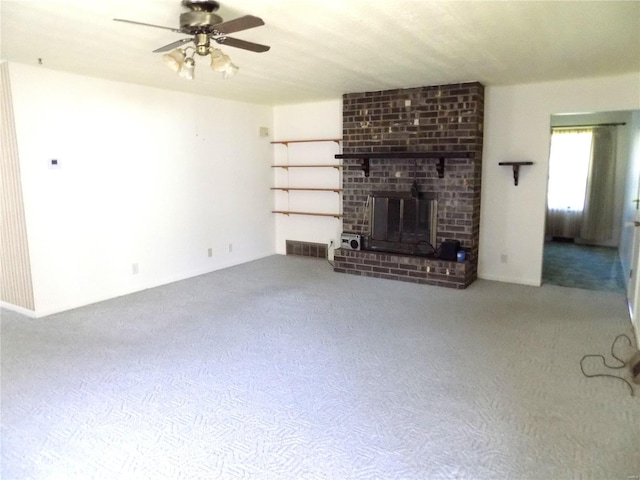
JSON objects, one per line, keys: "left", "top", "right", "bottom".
{"left": 369, "top": 193, "right": 437, "bottom": 256}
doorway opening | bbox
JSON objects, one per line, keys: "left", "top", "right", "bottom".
{"left": 542, "top": 111, "right": 636, "bottom": 293}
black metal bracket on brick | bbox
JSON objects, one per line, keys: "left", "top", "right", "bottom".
{"left": 435, "top": 157, "right": 446, "bottom": 178}
{"left": 498, "top": 161, "right": 533, "bottom": 186}
{"left": 336, "top": 152, "right": 473, "bottom": 179}
{"left": 361, "top": 158, "right": 370, "bottom": 177}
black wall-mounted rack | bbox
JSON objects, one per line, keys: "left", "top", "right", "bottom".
{"left": 498, "top": 161, "right": 534, "bottom": 186}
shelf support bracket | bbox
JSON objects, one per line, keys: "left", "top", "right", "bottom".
{"left": 435, "top": 157, "right": 445, "bottom": 179}
{"left": 511, "top": 164, "right": 521, "bottom": 186}
{"left": 498, "top": 162, "right": 534, "bottom": 186}
{"left": 361, "top": 158, "right": 370, "bottom": 177}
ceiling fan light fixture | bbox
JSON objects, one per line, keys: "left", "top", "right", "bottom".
{"left": 178, "top": 56, "right": 196, "bottom": 80}
{"left": 223, "top": 63, "right": 239, "bottom": 79}
{"left": 115, "top": 5, "right": 270, "bottom": 81}
{"left": 162, "top": 49, "right": 186, "bottom": 72}
{"left": 209, "top": 48, "right": 232, "bottom": 72}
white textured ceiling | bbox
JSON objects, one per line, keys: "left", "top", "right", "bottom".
{"left": 1, "top": 0, "right": 639, "bottom": 105}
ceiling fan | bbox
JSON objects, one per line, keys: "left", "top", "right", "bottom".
{"left": 114, "top": 0, "right": 270, "bottom": 79}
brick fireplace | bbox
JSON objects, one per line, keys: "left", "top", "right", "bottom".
{"left": 333, "top": 82, "right": 484, "bottom": 288}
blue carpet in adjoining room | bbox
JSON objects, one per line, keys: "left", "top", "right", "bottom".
{"left": 543, "top": 241, "right": 626, "bottom": 293}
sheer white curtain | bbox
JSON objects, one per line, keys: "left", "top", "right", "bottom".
{"left": 581, "top": 127, "right": 617, "bottom": 243}
{"left": 545, "top": 126, "right": 618, "bottom": 243}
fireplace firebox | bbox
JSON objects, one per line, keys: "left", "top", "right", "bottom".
{"left": 367, "top": 191, "right": 437, "bottom": 257}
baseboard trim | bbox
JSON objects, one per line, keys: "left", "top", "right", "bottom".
{"left": 15, "top": 250, "right": 277, "bottom": 318}
{"left": 478, "top": 273, "right": 542, "bottom": 287}
{"left": 1, "top": 302, "right": 37, "bottom": 318}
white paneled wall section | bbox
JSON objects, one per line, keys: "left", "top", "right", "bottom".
{"left": 0, "top": 62, "right": 35, "bottom": 313}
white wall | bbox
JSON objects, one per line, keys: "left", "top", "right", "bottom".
{"left": 9, "top": 64, "right": 640, "bottom": 319}
{"left": 479, "top": 73, "right": 640, "bottom": 286}
{"left": 9, "top": 63, "right": 275, "bottom": 316}
{"left": 272, "top": 100, "right": 343, "bottom": 256}
{"left": 620, "top": 111, "right": 640, "bottom": 280}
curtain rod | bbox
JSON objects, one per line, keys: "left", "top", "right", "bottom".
{"left": 552, "top": 122, "right": 626, "bottom": 129}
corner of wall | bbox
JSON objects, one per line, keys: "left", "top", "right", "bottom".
{"left": 0, "top": 62, "right": 36, "bottom": 311}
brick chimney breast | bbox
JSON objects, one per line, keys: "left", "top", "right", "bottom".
{"left": 336, "top": 82, "right": 484, "bottom": 288}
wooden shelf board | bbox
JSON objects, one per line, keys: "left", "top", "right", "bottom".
{"left": 271, "top": 139, "right": 342, "bottom": 146}
{"left": 336, "top": 152, "right": 473, "bottom": 159}
{"left": 272, "top": 210, "right": 342, "bottom": 218}
{"left": 271, "top": 164, "right": 342, "bottom": 169}
{"left": 271, "top": 188, "right": 342, "bottom": 192}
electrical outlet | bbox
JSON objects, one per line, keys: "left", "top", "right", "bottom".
{"left": 228, "top": 243, "right": 233, "bottom": 253}
{"left": 131, "top": 263, "right": 139, "bottom": 275}
{"left": 208, "top": 248, "right": 213, "bottom": 258}
{"left": 500, "top": 254, "right": 508, "bottom": 264}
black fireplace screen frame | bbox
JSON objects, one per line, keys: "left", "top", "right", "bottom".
{"left": 367, "top": 191, "right": 437, "bottom": 256}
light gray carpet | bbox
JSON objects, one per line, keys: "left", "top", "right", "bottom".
{"left": 2, "top": 255, "right": 639, "bottom": 480}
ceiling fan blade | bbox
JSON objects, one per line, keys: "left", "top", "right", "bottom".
{"left": 213, "top": 15, "right": 264, "bottom": 35}
{"left": 215, "top": 36, "right": 270, "bottom": 53}
{"left": 153, "top": 38, "right": 194, "bottom": 53}
{"left": 113, "top": 18, "right": 181, "bottom": 33}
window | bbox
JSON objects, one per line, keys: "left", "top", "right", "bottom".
{"left": 547, "top": 129, "right": 593, "bottom": 211}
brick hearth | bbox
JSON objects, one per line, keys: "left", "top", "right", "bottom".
{"left": 334, "top": 82, "right": 484, "bottom": 288}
